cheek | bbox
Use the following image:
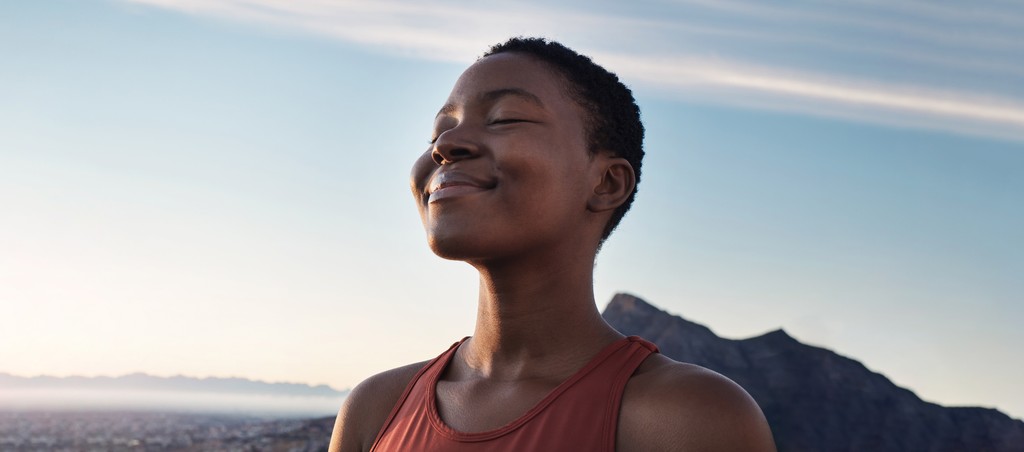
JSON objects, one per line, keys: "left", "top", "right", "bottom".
{"left": 520, "top": 152, "right": 591, "bottom": 202}
{"left": 502, "top": 163, "right": 589, "bottom": 230}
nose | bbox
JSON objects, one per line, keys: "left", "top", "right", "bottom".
{"left": 431, "top": 127, "right": 480, "bottom": 165}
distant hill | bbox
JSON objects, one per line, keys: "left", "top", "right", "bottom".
{"left": 0, "top": 372, "right": 344, "bottom": 398}
{"left": 0, "top": 373, "right": 348, "bottom": 417}
{"left": 602, "top": 293, "right": 1024, "bottom": 452}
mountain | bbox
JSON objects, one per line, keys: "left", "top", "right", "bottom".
{"left": 0, "top": 372, "right": 345, "bottom": 398}
{"left": 602, "top": 293, "right": 1024, "bottom": 452}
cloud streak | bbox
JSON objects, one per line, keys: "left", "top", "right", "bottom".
{"left": 121, "top": 0, "right": 1024, "bottom": 142}
{"left": 604, "top": 54, "right": 1024, "bottom": 139}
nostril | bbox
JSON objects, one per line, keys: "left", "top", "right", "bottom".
{"left": 432, "top": 147, "right": 472, "bottom": 165}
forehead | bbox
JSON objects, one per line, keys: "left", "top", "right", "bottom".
{"left": 444, "top": 53, "right": 578, "bottom": 113}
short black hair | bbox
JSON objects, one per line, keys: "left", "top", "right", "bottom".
{"left": 483, "top": 37, "right": 645, "bottom": 241}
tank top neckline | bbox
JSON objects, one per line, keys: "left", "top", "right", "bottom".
{"left": 425, "top": 336, "right": 639, "bottom": 442}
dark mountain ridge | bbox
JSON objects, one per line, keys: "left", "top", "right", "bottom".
{"left": 602, "top": 293, "right": 1024, "bottom": 452}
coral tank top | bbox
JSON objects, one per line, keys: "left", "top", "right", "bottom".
{"left": 370, "top": 336, "right": 658, "bottom": 452}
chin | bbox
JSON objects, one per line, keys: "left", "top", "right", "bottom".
{"left": 426, "top": 227, "right": 512, "bottom": 263}
{"left": 424, "top": 218, "right": 490, "bottom": 261}
{"left": 427, "top": 235, "right": 480, "bottom": 261}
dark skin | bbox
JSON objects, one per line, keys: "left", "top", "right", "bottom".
{"left": 329, "top": 52, "right": 776, "bottom": 452}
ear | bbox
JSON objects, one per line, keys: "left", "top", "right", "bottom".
{"left": 587, "top": 154, "right": 635, "bottom": 213}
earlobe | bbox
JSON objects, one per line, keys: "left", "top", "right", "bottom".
{"left": 587, "top": 157, "right": 635, "bottom": 213}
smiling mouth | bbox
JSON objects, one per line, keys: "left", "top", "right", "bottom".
{"left": 428, "top": 183, "right": 489, "bottom": 202}
{"left": 426, "top": 172, "right": 495, "bottom": 203}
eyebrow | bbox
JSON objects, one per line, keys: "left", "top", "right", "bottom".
{"left": 435, "top": 88, "right": 545, "bottom": 118}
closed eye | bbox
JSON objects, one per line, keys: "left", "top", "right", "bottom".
{"left": 489, "top": 118, "right": 527, "bottom": 125}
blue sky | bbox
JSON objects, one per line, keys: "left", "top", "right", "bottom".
{"left": 1, "top": 0, "right": 1022, "bottom": 418}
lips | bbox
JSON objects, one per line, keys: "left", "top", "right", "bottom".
{"left": 426, "top": 171, "right": 495, "bottom": 203}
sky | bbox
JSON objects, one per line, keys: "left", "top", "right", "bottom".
{"left": 1, "top": 0, "right": 1022, "bottom": 418}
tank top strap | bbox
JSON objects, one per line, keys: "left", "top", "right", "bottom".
{"left": 599, "top": 336, "right": 659, "bottom": 449}
{"left": 369, "top": 337, "right": 468, "bottom": 450}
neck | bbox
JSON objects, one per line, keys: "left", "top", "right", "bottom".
{"left": 460, "top": 249, "right": 622, "bottom": 379}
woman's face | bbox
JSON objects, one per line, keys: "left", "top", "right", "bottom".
{"left": 411, "top": 52, "right": 600, "bottom": 262}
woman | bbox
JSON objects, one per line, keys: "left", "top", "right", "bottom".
{"left": 330, "top": 37, "right": 775, "bottom": 452}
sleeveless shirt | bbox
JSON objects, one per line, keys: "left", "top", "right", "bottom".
{"left": 370, "top": 336, "right": 659, "bottom": 452}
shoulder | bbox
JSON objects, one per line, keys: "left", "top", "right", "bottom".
{"left": 328, "top": 360, "right": 430, "bottom": 452}
{"left": 617, "top": 353, "right": 776, "bottom": 452}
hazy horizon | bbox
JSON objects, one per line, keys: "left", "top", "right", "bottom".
{"left": 0, "top": 370, "right": 345, "bottom": 392}
{"left": 0, "top": 372, "right": 347, "bottom": 417}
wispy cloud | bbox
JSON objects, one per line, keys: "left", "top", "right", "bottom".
{"left": 121, "top": 0, "right": 1024, "bottom": 141}
{"left": 603, "top": 54, "right": 1024, "bottom": 141}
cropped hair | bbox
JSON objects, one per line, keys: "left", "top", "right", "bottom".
{"left": 484, "top": 37, "right": 645, "bottom": 241}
